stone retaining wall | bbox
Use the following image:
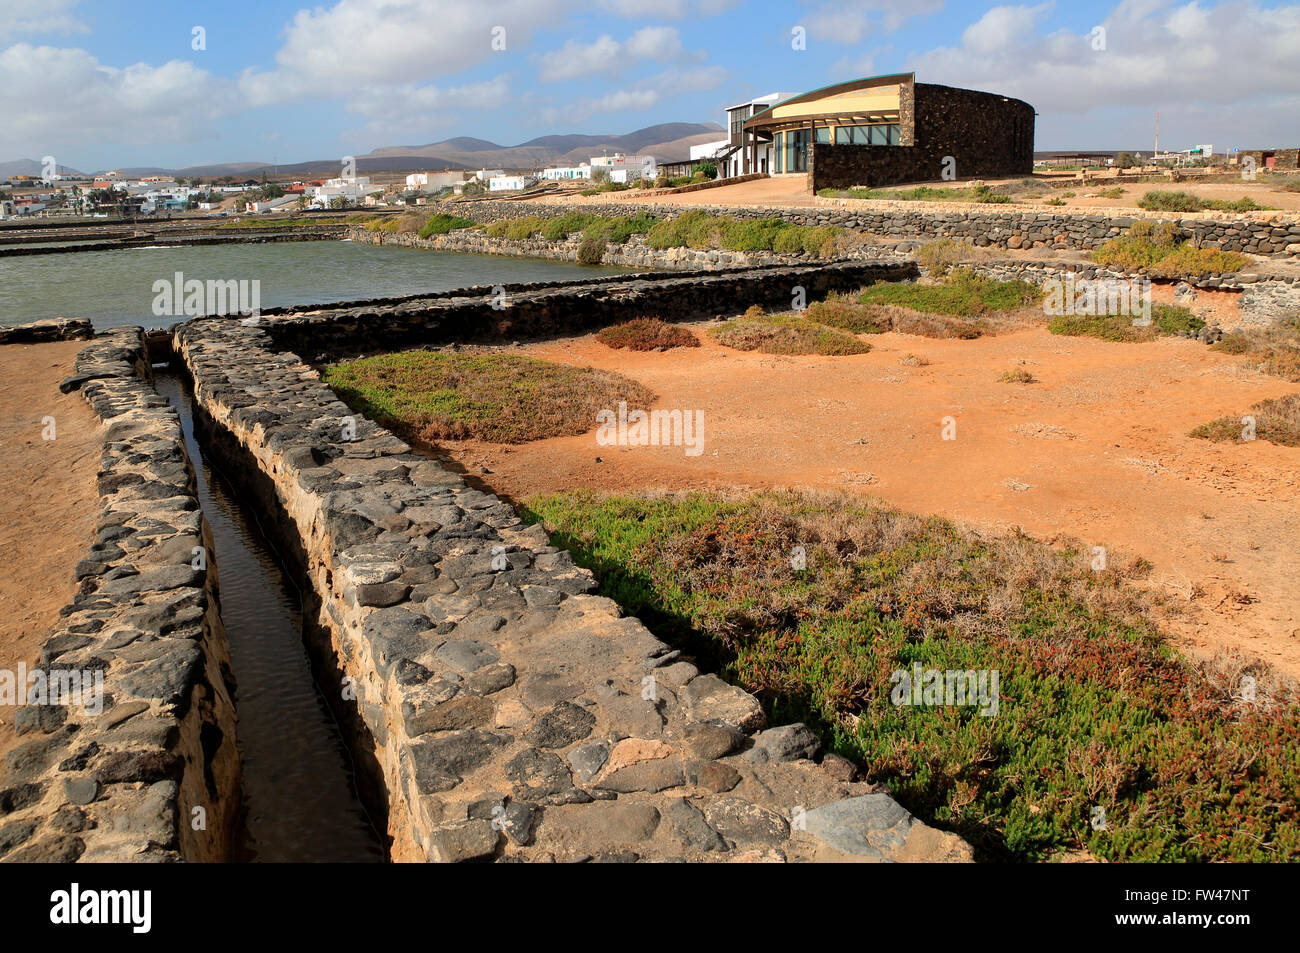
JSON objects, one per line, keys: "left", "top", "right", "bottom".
{"left": 923, "top": 258, "right": 1300, "bottom": 324}
{"left": 658, "top": 172, "right": 767, "bottom": 195}
{"left": 351, "top": 224, "right": 1296, "bottom": 301}
{"left": 0, "top": 227, "right": 345, "bottom": 258}
{"left": 263, "top": 261, "right": 917, "bottom": 363}
{"left": 0, "top": 329, "right": 241, "bottom": 863}
{"left": 348, "top": 226, "right": 792, "bottom": 270}
{"left": 171, "top": 317, "right": 973, "bottom": 863}
{"left": 0, "top": 318, "right": 94, "bottom": 343}
{"left": 441, "top": 199, "right": 1300, "bottom": 258}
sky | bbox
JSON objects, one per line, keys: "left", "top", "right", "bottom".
{"left": 1, "top": 0, "right": 1297, "bottom": 171}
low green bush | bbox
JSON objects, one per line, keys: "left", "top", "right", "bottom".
{"left": 576, "top": 235, "right": 606, "bottom": 264}
{"left": 1138, "top": 190, "right": 1272, "bottom": 213}
{"left": 417, "top": 213, "right": 475, "bottom": 238}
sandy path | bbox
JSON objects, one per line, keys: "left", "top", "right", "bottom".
{"left": 434, "top": 327, "right": 1300, "bottom": 679}
{"left": 0, "top": 341, "right": 100, "bottom": 763}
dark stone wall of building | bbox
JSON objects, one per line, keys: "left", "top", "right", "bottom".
{"left": 1236, "top": 149, "right": 1299, "bottom": 171}
{"left": 810, "top": 83, "right": 1034, "bottom": 190}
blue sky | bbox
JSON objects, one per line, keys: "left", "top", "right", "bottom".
{"left": 3, "top": 0, "right": 1297, "bottom": 171}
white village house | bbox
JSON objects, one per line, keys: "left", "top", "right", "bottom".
{"left": 488, "top": 174, "right": 538, "bottom": 192}
{"left": 405, "top": 171, "right": 469, "bottom": 192}
{"left": 538, "top": 163, "right": 592, "bottom": 181}
{"left": 590, "top": 153, "right": 656, "bottom": 183}
{"left": 313, "top": 176, "right": 382, "bottom": 206}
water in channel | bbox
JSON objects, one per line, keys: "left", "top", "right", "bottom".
{"left": 155, "top": 370, "right": 385, "bottom": 863}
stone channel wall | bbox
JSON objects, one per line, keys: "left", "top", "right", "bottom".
{"left": 0, "top": 226, "right": 346, "bottom": 258}
{"left": 1, "top": 329, "right": 240, "bottom": 863}
{"left": 0, "top": 318, "right": 94, "bottom": 343}
{"left": 264, "top": 261, "right": 917, "bottom": 363}
{"left": 348, "top": 226, "right": 781, "bottom": 270}
{"left": 441, "top": 199, "right": 1300, "bottom": 258}
{"left": 171, "top": 317, "right": 973, "bottom": 863}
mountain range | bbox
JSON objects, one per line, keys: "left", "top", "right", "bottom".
{"left": 1, "top": 122, "right": 724, "bottom": 182}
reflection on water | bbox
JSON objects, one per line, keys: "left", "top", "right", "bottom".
{"left": 156, "top": 370, "right": 385, "bottom": 863}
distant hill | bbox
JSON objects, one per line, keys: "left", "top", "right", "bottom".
{"left": 0, "top": 158, "right": 87, "bottom": 178}
{"left": 2, "top": 121, "right": 725, "bottom": 182}
{"left": 365, "top": 121, "right": 724, "bottom": 170}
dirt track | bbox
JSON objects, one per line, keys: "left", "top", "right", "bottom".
{"left": 0, "top": 341, "right": 99, "bottom": 762}
{"left": 437, "top": 323, "right": 1300, "bottom": 680}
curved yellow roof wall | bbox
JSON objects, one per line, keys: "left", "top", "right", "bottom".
{"left": 769, "top": 85, "right": 901, "bottom": 120}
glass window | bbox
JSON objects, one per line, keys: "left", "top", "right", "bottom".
{"left": 870, "top": 125, "right": 889, "bottom": 146}
{"left": 773, "top": 132, "right": 783, "bottom": 173}
{"left": 814, "top": 127, "right": 830, "bottom": 144}
{"left": 886, "top": 124, "right": 900, "bottom": 145}
{"left": 835, "top": 126, "right": 851, "bottom": 145}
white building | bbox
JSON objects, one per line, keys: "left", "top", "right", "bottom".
{"left": 474, "top": 169, "right": 505, "bottom": 182}
{"left": 406, "top": 171, "right": 468, "bottom": 192}
{"left": 248, "top": 195, "right": 298, "bottom": 213}
{"left": 538, "top": 164, "right": 591, "bottom": 181}
{"left": 689, "top": 138, "right": 731, "bottom": 164}
{"left": 717, "top": 92, "right": 799, "bottom": 177}
{"left": 313, "top": 176, "right": 382, "bottom": 206}
{"left": 590, "top": 153, "right": 656, "bottom": 182}
{"left": 488, "top": 174, "right": 538, "bottom": 192}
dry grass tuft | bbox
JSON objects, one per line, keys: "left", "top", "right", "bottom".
{"left": 709, "top": 314, "right": 872, "bottom": 356}
{"left": 597, "top": 317, "right": 700, "bottom": 351}
{"left": 1190, "top": 393, "right": 1300, "bottom": 447}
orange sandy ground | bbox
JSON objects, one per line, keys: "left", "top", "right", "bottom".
{"left": 434, "top": 317, "right": 1300, "bottom": 680}
{"left": 0, "top": 341, "right": 100, "bottom": 764}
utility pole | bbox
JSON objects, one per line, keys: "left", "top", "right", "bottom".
{"left": 1154, "top": 111, "right": 1159, "bottom": 159}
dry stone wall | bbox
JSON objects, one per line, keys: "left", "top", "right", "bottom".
{"left": 0, "top": 329, "right": 240, "bottom": 863}
{"left": 0, "top": 318, "right": 94, "bottom": 343}
{"left": 443, "top": 199, "right": 1300, "bottom": 258}
{"left": 262, "top": 261, "right": 916, "bottom": 363}
{"left": 169, "top": 316, "right": 974, "bottom": 864}
{"left": 348, "top": 226, "right": 779, "bottom": 270}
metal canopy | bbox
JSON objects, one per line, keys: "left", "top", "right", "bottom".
{"left": 746, "top": 110, "right": 900, "bottom": 132}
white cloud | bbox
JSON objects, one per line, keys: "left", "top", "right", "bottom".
{"left": 0, "top": 44, "right": 230, "bottom": 157}
{"left": 907, "top": 1, "right": 1300, "bottom": 147}
{"left": 911, "top": 1, "right": 1300, "bottom": 110}
{"left": 544, "top": 65, "right": 727, "bottom": 122}
{"left": 801, "top": 0, "right": 944, "bottom": 45}
{"left": 0, "top": 0, "right": 88, "bottom": 42}
{"left": 594, "top": 0, "right": 741, "bottom": 17}
{"left": 342, "top": 75, "right": 514, "bottom": 140}
{"left": 537, "top": 26, "right": 687, "bottom": 82}
{"left": 346, "top": 76, "right": 512, "bottom": 118}
{"left": 625, "top": 26, "right": 686, "bottom": 60}
{"left": 537, "top": 35, "right": 623, "bottom": 82}
{"left": 340, "top": 76, "right": 517, "bottom": 144}
{"left": 240, "top": 0, "right": 565, "bottom": 107}
{"left": 960, "top": 3, "right": 1051, "bottom": 53}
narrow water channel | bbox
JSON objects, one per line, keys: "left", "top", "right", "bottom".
{"left": 154, "top": 369, "right": 385, "bottom": 863}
